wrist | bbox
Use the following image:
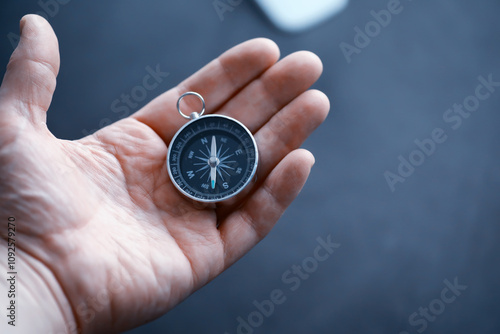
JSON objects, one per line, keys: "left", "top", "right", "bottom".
{"left": 1, "top": 241, "right": 77, "bottom": 333}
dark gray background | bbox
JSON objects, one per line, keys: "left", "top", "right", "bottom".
{"left": 1, "top": 1, "right": 499, "bottom": 333}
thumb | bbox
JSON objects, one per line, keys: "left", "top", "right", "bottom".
{"left": 0, "top": 15, "right": 60, "bottom": 125}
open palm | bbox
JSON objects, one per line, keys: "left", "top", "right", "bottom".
{"left": 0, "top": 15, "right": 329, "bottom": 333}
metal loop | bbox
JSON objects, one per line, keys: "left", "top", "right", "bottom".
{"left": 177, "top": 92, "right": 205, "bottom": 119}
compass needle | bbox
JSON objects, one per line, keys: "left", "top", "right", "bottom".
{"left": 210, "top": 136, "right": 218, "bottom": 189}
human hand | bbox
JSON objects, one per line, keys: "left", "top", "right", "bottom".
{"left": 0, "top": 15, "right": 329, "bottom": 333}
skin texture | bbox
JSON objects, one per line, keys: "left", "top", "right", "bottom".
{"left": 0, "top": 15, "right": 329, "bottom": 334}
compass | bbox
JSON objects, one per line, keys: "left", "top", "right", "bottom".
{"left": 167, "top": 92, "right": 258, "bottom": 202}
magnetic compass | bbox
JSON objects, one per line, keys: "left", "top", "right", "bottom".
{"left": 167, "top": 92, "right": 258, "bottom": 202}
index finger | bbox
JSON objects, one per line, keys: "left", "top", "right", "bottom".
{"left": 131, "top": 38, "right": 280, "bottom": 144}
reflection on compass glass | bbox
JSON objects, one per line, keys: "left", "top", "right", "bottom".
{"left": 168, "top": 115, "right": 258, "bottom": 202}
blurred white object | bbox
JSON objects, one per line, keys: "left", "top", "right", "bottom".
{"left": 254, "top": 0, "right": 349, "bottom": 33}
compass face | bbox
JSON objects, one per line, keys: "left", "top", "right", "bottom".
{"left": 167, "top": 115, "right": 258, "bottom": 202}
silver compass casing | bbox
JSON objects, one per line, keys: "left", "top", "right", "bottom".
{"left": 167, "top": 114, "right": 258, "bottom": 203}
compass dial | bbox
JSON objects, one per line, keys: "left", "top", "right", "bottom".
{"left": 167, "top": 115, "right": 258, "bottom": 202}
